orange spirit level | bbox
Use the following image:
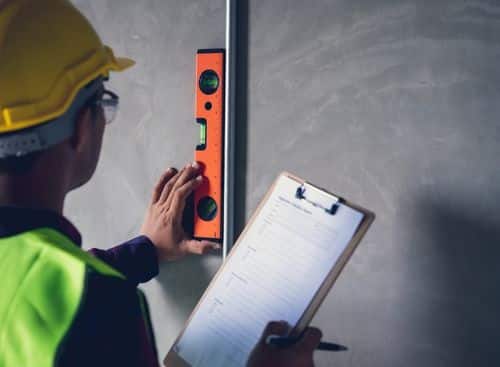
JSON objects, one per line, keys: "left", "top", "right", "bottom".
{"left": 193, "top": 49, "right": 225, "bottom": 242}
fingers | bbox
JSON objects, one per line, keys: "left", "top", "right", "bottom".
{"left": 177, "top": 161, "right": 201, "bottom": 187}
{"left": 180, "top": 239, "right": 220, "bottom": 255}
{"left": 158, "top": 170, "right": 182, "bottom": 204}
{"left": 164, "top": 162, "right": 201, "bottom": 208}
{"left": 169, "top": 175, "right": 203, "bottom": 220}
{"left": 151, "top": 167, "right": 178, "bottom": 203}
{"left": 296, "top": 327, "right": 322, "bottom": 352}
{"left": 258, "top": 321, "right": 290, "bottom": 344}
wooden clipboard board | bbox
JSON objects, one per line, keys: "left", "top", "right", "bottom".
{"left": 164, "top": 172, "right": 375, "bottom": 366}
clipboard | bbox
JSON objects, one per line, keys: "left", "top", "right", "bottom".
{"left": 165, "top": 172, "right": 375, "bottom": 367}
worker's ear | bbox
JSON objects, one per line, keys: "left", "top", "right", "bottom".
{"left": 70, "top": 107, "right": 93, "bottom": 154}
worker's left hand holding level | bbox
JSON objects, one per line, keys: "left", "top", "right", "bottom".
{"left": 141, "top": 161, "right": 220, "bottom": 262}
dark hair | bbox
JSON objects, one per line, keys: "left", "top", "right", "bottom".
{"left": 0, "top": 151, "right": 42, "bottom": 175}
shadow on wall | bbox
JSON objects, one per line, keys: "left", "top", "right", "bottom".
{"left": 154, "top": 196, "right": 217, "bottom": 320}
{"left": 156, "top": 255, "right": 215, "bottom": 322}
{"left": 234, "top": 0, "right": 249, "bottom": 237}
{"left": 410, "top": 194, "right": 500, "bottom": 365}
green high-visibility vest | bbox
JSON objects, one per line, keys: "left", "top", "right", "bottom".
{"left": 0, "top": 227, "right": 124, "bottom": 367}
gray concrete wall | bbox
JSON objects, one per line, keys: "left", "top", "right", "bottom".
{"left": 68, "top": 0, "right": 226, "bottom": 360}
{"left": 68, "top": 1, "right": 500, "bottom": 366}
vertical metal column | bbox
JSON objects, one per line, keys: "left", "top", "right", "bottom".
{"left": 223, "top": 0, "right": 237, "bottom": 259}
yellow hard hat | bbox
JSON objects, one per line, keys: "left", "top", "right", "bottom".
{"left": 0, "top": 0, "right": 135, "bottom": 134}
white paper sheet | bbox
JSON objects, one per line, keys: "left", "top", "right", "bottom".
{"left": 173, "top": 175, "right": 364, "bottom": 366}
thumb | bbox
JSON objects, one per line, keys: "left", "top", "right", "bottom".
{"left": 258, "top": 321, "right": 290, "bottom": 344}
{"left": 181, "top": 238, "right": 221, "bottom": 255}
{"left": 296, "top": 327, "right": 322, "bottom": 352}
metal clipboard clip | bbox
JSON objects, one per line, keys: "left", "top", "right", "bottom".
{"left": 295, "top": 182, "right": 343, "bottom": 215}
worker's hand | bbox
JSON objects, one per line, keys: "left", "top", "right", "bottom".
{"left": 141, "top": 162, "right": 220, "bottom": 262}
{"left": 247, "top": 321, "right": 322, "bottom": 367}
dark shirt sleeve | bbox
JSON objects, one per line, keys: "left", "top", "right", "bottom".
{"left": 88, "top": 235, "right": 159, "bottom": 284}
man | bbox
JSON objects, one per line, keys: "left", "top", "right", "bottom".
{"left": 0, "top": 0, "right": 322, "bottom": 366}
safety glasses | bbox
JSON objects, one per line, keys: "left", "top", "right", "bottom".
{"left": 91, "top": 89, "right": 119, "bottom": 125}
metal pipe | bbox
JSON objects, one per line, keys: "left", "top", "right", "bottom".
{"left": 223, "top": 0, "right": 237, "bottom": 259}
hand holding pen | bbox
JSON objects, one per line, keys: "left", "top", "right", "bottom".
{"left": 247, "top": 321, "right": 345, "bottom": 367}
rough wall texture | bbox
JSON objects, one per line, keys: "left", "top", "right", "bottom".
{"left": 68, "top": 1, "right": 500, "bottom": 366}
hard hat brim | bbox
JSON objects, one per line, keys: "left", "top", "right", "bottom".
{"left": 112, "top": 57, "right": 136, "bottom": 72}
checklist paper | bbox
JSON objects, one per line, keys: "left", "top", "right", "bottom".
{"left": 172, "top": 175, "right": 364, "bottom": 366}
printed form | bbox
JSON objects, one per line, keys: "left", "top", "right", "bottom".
{"left": 173, "top": 175, "right": 364, "bottom": 366}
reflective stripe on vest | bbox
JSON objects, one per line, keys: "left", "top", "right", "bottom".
{"left": 0, "top": 228, "right": 124, "bottom": 367}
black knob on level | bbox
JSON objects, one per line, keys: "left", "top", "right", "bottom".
{"left": 197, "top": 196, "right": 218, "bottom": 221}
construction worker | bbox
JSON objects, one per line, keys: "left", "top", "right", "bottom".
{"left": 0, "top": 0, "right": 322, "bottom": 366}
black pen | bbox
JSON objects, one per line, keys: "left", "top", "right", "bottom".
{"left": 267, "top": 336, "right": 348, "bottom": 352}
